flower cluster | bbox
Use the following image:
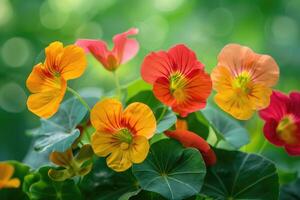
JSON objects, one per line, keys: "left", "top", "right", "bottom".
{"left": 3, "top": 26, "right": 298, "bottom": 200}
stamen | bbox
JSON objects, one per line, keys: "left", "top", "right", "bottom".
{"left": 277, "top": 115, "right": 298, "bottom": 144}
{"left": 232, "top": 71, "right": 251, "bottom": 94}
{"left": 169, "top": 72, "right": 187, "bottom": 102}
{"left": 114, "top": 128, "right": 133, "bottom": 144}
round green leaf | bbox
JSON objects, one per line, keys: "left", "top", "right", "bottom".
{"left": 201, "top": 148, "right": 279, "bottom": 200}
{"left": 23, "top": 167, "right": 83, "bottom": 200}
{"left": 199, "top": 105, "right": 250, "bottom": 149}
{"left": 133, "top": 139, "right": 206, "bottom": 200}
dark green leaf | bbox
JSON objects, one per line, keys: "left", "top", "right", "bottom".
{"left": 23, "top": 167, "right": 83, "bottom": 200}
{"left": 201, "top": 148, "right": 279, "bottom": 200}
{"left": 199, "top": 105, "right": 250, "bottom": 149}
{"left": 80, "top": 157, "right": 140, "bottom": 200}
{"left": 280, "top": 179, "right": 300, "bottom": 200}
{"left": 133, "top": 139, "right": 206, "bottom": 200}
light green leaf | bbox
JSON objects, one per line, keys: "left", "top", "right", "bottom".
{"left": 133, "top": 139, "right": 206, "bottom": 200}
{"left": 198, "top": 105, "right": 250, "bottom": 149}
{"left": 201, "top": 148, "right": 279, "bottom": 200}
{"left": 155, "top": 107, "right": 177, "bottom": 134}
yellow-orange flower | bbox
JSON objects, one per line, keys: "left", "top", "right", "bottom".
{"left": 26, "top": 41, "right": 87, "bottom": 118}
{"left": 211, "top": 44, "right": 279, "bottom": 120}
{"left": 91, "top": 99, "right": 156, "bottom": 172}
{"left": 0, "top": 163, "right": 20, "bottom": 189}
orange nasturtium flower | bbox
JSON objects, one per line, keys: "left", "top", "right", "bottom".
{"left": 0, "top": 163, "right": 20, "bottom": 189}
{"left": 91, "top": 99, "right": 156, "bottom": 172}
{"left": 211, "top": 44, "right": 280, "bottom": 120}
{"left": 76, "top": 28, "right": 139, "bottom": 71}
{"left": 141, "top": 44, "right": 212, "bottom": 117}
{"left": 26, "top": 41, "right": 87, "bottom": 118}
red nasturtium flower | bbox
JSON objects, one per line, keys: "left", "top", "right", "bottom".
{"left": 91, "top": 99, "right": 156, "bottom": 172}
{"left": 76, "top": 28, "right": 139, "bottom": 71}
{"left": 141, "top": 44, "right": 212, "bottom": 117}
{"left": 165, "top": 119, "right": 216, "bottom": 166}
{"left": 0, "top": 163, "right": 20, "bottom": 189}
{"left": 259, "top": 91, "right": 300, "bottom": 155}
{"left": 211, "top": 44, "right": 279, "bottom": 120}
{"left": 26, "top": 41, "right": 87, "bottom": 118}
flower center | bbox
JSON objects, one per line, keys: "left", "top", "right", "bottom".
{"left": 170, "top": 72, "right": 187, "bottom": 102}
{"left": 232, "top": 71, "right": 251, "bottom": 94}
{"left": 276, "top": 115, "right": 298, "bottom": 144}
{"left": 115, "top": 128, "right": 133, "bottom": 144}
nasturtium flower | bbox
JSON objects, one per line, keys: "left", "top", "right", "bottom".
{"left": 165, "top": 129, "right": 216, "bottom": 166}
{"left": 91, "top": 99, "right": 156, "bottom": 172}
{"left": 141, "top": 44, "right": 212, "bottom": 117}
{"left": 0, "top": 163, "right": 20, "bottom": 189}
{"left": 48, "top": 145, "right": 94, "bottom": 181}
{"left": 26, "top": 41, "right": 87, "bottom": 118}
{"left": 211, "top": 44, "right": 279, "bottom": 120}
{"left": 76, "top": 28, "right": 139, "bottom": 71}
{"left": 259, "top": 91, "right": 300, "bottom": 156}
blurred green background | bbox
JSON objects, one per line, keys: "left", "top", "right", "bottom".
{"left": 0, "top": 0, "right": 299, "bottom": 176}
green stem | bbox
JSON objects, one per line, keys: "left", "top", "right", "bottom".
{"left": 258, "top": 140, "right": 267, "bottom": 154}
{"left": 67, "top": 87, "right": 91, "bottom": 112}
{"left": 157, "top": 106, "right": 168, "bottom": 122}
{"left": 112, "top": 71, "right": 121, "bottom": 99}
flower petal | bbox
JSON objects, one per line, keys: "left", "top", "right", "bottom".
{"left": 59, "top": 44, "right": 87, "bottom": 80}
{"left": 0, "top": 163, "right": 14, "bottom": 181}
{"left": 211, "top": 66, "right": 233, "bottom": 92}
{"left": 285, "top": 145, "right": 300, "bottom": 156}
{"left": 3, "top": 178, "right": 20, "bottom": 189}
{"left": 44, "top": 41, "right": 64, "bottom": 72}
{"left": 49, "top": 149, "right": 73, "bottom": 167}
{"left": 167, "top": 44, "right": 204, "bottom": 74}
{"left": 263, "top": 120, "right": 285, "bottom": 146}
{"left": 123, "top": 102, "right": 156, "bottom": 139}
{"left": 75, "top": 39, "right": 110, "bottom": 67}
{"left": 289, "top": 92, "right": 300, "bottom": 118}
{"left": 91, "top": 131, "right": 120, "bottom": 157}
{"left": 248, "top": 83, "right": 272, "bottom": 110}
{"left": 106, "top": 148, "right": 132, "bottom": 172}
{"left": 214, "top": 90, "right": 254, "bottom": 120}
{"left": 259, "top": 91, "right": 289, "bottom": 121}
{"left": 129, "top": 136, "right": 149, "bottom": 163}
{"left": 90, "top": 98, "right": 123, "bottom": 132}
{"left": 26, "top": 68, "right": 66, "bottom": 118}
{"left": 141, "top": 51, "right": 172, "bottom": 83}
{"left": 112, "top": 28, "right": 139, "bottom": 64}
{"left": 153, "top": 77, "right": 175, "bottom": 107}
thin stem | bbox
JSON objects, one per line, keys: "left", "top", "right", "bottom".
{"left": 157, "top": 106, "right": 168, "bottom": 122}
{"left": 258, "top": 140, "right": 267, "bottom": 154}
{"left": 67, "top": 87, "right": 91, "bottom": 111}
{"left": 112, "top": 71, "right": 121, "bottom": 99}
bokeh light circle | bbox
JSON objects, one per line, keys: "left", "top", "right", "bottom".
{"left": 0, "top": 0, "right": 13, "bottom": 27}
{"left": 1, "top": 37, "right": 32, "bottom": 68}
{"left": 271, "top": 16, "right": 299, "bottom": 45}
{"left": 154, "top": 0, "right": 185, "bottom": 12}
{"left": 208, "top": 7, "right": 234, "bottom": 37}
{"left": 0, "top": 82, "right": 27, "bottom": 113}
{"left": 76, "top": 22, "right": 103, "bottom": 39}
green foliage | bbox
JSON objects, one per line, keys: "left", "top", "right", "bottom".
{"left": 198, "top": 105, "right": 250, "bottom": 149}
{"left": 132, "top": 139, "right": 206, "bottom": 200}
{"left": 31, "top": 97, "right": 89, "bottom": 152}
{"left": 280, "top": 179, "right": 300, "bottom": 200}
{"left": 80, "top": 157, "right": 140, "bottom": 200}
{"left": 201, "top": 148, "right": 279, "bottom": 200}
{"left": 23, "top": 167, "right": 83, "bottom": 200}
{"left": 0, "top": 161, "right": 30, "bottom": 200}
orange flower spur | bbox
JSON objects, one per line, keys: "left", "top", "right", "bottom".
{"left": 211, "top": 44, "right": 279, "bottom": 120}
{"left": 26, "top": 41, "right": 87, "bottom": 118}
{"left": 141, "top": 44, "right": 212, "bottom": 117}
{"left": 0, "top": 163, "right": 20, "bottom": 190}
{"left": 91, "top": 99, "right": 156, "bottom": 172}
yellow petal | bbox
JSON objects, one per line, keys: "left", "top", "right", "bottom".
{"left": 59, "top": 45, "right": 87, "bottom": 80}
{"left": 0, "top": 163, "right": 14, "bottom": 181}
{"left": 211, "top": 66, "right": 233, "bottom": 92}
{"left": 214, "top": 90, "right": 254, "bottom": 120}
{"left": 90, "top": 98, "right": 123, "bottom": 132}
{"left": 129, "top": 136, "right": 149, "bottom": 163}
{"left": 3, "top": 178, "right": 20, "bottom": 189}
{"left": 106, "top": 148, "right": 132, "bottom": 172}
{"left": 91, "top": 131, "right": 119, "bottom": 157}
{"left": 49, "top": 149, "right": 73, "bottom": 167}
{"left": 44, "top": 41, "right": 64, "bottom": 73}
{"left": 249, "top": 83, "right": 272, "bottom": 110}
{"left": 123, "top": 102, "right": 156, "bottom": 139}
